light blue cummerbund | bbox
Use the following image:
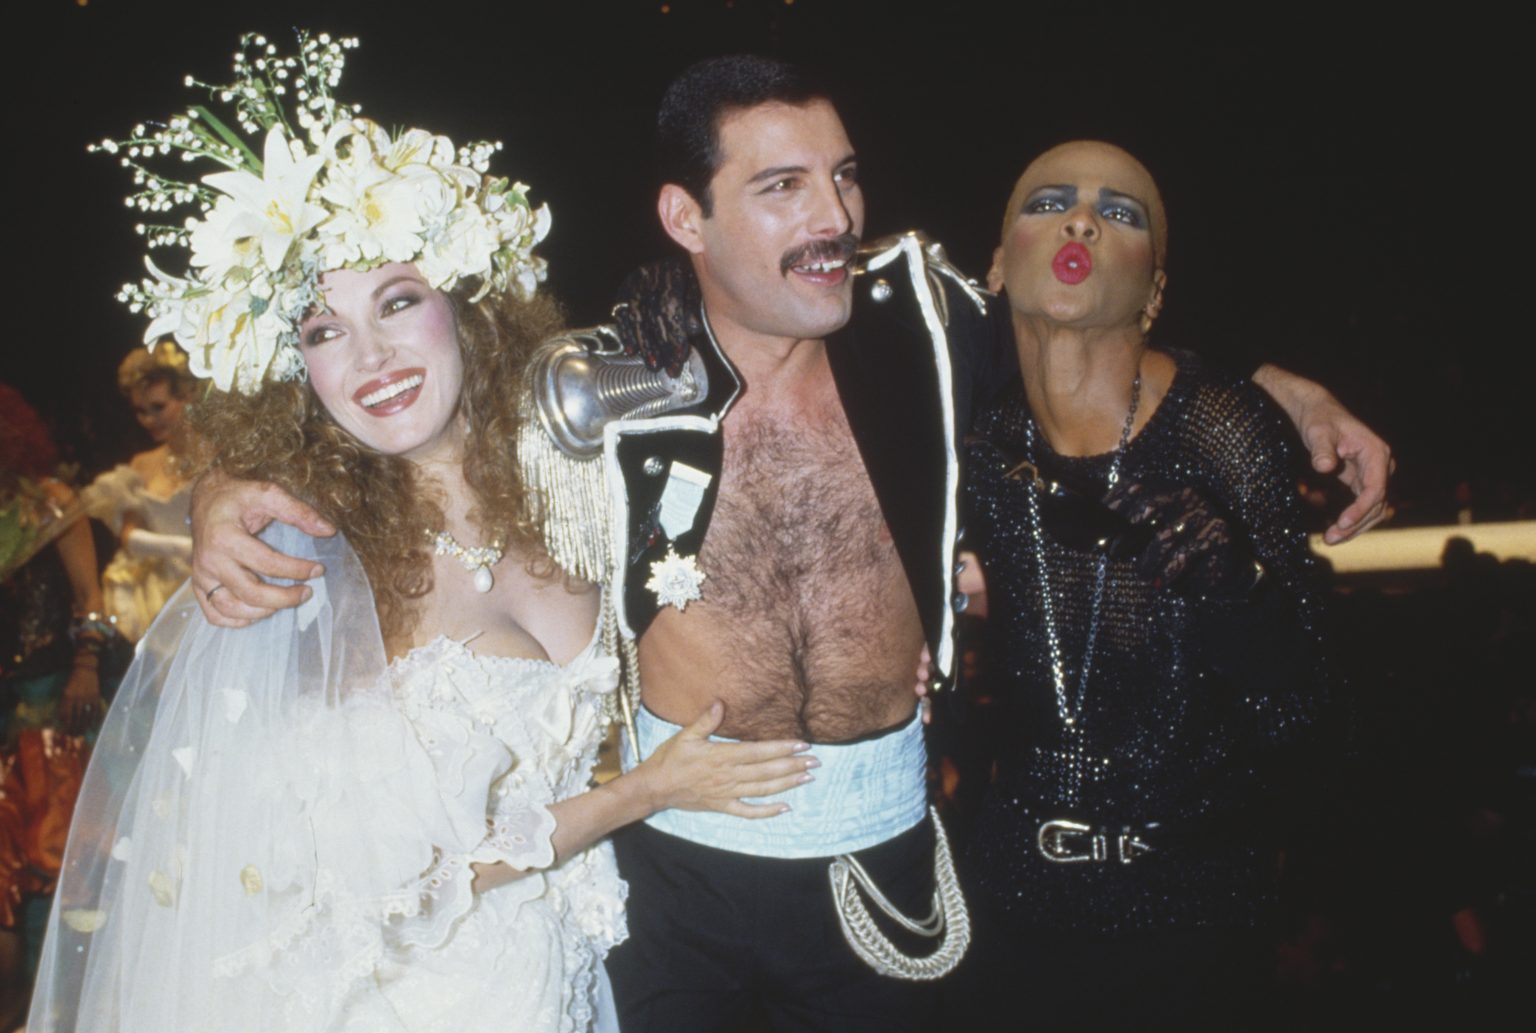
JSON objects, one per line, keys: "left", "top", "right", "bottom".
{"left": 624, "top": 705, "right": 928, "bottom": 859}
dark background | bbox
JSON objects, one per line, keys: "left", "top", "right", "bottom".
{"left": 7, "top": 2, "right": 1531, "bottom": 1022}
{"left": 12, "top": 0, "right": 1528, "bottom": 523}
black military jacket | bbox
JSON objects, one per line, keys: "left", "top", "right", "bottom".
{"left": 601, "top": 233, "right": 1001, "bottom": 689}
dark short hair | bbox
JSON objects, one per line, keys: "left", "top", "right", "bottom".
{"left": 656, "top": 55, "right": 827, "bottom": 217}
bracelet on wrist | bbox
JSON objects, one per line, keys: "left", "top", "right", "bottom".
{"left": 70, "top": 612, "right": 120, "bottom": 652}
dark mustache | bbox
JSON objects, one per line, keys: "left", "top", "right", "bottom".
{"left": 780, "top": 234, "right": 859, "bottom": 276}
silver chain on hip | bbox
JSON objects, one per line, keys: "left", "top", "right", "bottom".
{"left": 827, "top": 807, "right": 971, "bottom": 981}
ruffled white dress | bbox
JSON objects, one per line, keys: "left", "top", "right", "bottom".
{"left": 82, "top": 463, "right": 193, "bottom": 642}
{"left": 27, "top": 525, "right": 626, "bottom": 1033}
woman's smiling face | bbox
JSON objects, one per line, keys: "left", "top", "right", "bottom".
{"left": 299, "top": 262, "right": 466, "bottom": 464}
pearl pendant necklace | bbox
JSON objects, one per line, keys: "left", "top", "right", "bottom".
{"left": 427, "top": 529, "right": 505, "bottom": 593}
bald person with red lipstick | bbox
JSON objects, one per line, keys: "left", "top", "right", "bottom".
{"left": 954, "top": 140, "right": 1339, "bottom": 1026}
{"left": 185, "top": 60, "right": 1389, "bottom": 1033}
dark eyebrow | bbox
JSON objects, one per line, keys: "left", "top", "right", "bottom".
{"left": 748, "top": 164, "right": 809, "bottom": 185}
{"left": 747, "top": 152, "right": 859, "bottom": 185}
{"left": 370, "top": 274, "right": 423, "bottom": 299}
{"left": 1098, "top": 187, "right": 1149, "bottom": 211}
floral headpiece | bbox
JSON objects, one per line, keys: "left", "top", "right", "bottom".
{"left": 93, "top": 31, "right": 551, "bottom": 394}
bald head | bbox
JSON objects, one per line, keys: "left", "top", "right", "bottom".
{"left": 1002, "top": 141, "right": 1167, "bottom": 266}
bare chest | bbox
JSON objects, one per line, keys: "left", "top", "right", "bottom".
{"left": 665, "top": 405, "right": 922, "bottom": 740}
{"left": 408, "top": 548, "right": 599, "bottom": 665}
{"left": 707, "top": 409, "right": 894, "bottom": 610}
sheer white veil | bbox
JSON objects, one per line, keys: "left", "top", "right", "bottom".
{"left": 28, "top": 524, "right": 452, "bottom": 1032}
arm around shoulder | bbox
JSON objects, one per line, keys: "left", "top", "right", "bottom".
{"left": 188, "top": 468, "right": 335, "bottom": 625}
{"left": 1251, "top": 364, "right": 1392, "bottom": 543}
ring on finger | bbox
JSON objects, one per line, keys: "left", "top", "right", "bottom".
{"left": 205, "top": 583, "right": 225, "bottom": 602}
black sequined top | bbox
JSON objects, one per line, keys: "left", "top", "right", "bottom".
{"left": 963, "top": 350, "right": 1330, "bottom": 935}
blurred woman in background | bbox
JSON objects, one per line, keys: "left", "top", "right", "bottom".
{"left": 82, "top": 343, "right": 196, "bottom": 642}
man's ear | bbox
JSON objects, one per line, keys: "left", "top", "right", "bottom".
{"left": 658, "top": 184, "right": 707, "bottom": 255}
{"left": 985, "top": 245, "right": 1005, "bottom": 293}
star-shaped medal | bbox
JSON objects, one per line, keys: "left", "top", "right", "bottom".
{"left": 646, "top": 548, "right": 706, "bottom": 611}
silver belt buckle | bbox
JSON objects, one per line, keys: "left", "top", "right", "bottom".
{"left": 1037, "top": 819, "right": 1104, "bottom": 863}
{"left": 1038, "top": 819, "right": 1155, "bottom": 864}
{"left": 1116, "top": 830, "right": 1154, "bottom": 864}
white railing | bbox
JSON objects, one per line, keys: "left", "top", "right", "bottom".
{"left": 1310, "top": 521, "right": 1536, "bottom": 573}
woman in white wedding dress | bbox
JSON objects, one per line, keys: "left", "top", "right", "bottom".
{"left": 28, "top": 32, "right": 812, "bottom": 1033}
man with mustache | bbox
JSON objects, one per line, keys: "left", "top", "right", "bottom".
{"left": 589, "top": 59, "right": 980, "bottom": 1032}
{"left": 188, "top": 55, "right": 1390, "bottom": 1033}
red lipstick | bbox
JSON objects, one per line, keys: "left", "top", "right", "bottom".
{"left": 1052, "top": 243, "right": 1092, "bottom": 285}
{"left": 353, "top": 367, "right": 426, "bottom": 417}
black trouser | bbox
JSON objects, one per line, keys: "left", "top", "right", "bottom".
{"left": 607, "top": 817, "right": 943, "bottom": 1033}
{"left": 949, "top": 911, "right": 1276, "bottom": 1031}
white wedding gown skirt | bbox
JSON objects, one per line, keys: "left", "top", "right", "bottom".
{"left": 28, "top": 525, "right": 625, "bottom": 1033}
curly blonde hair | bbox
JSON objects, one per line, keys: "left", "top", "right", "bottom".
{"left": 117, "top": 340, "right": 199, "bottom": 401}
{"left": 186, "top": 286, "right": 564, "bottom": 647}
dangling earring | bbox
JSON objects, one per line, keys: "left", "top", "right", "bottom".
{"left": 1139, "top": 309, "right": 1155, "bottom": 335}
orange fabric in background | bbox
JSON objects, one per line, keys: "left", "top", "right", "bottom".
{"left": 0, "top": 729, "right": 88, "bottom": 927}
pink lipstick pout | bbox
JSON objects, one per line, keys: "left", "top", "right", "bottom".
{"left": 354, "top": 367, "right": 426, "bottom": 417}
{"left": 1052, "top": 242, "right": 1092, "bottom": 284}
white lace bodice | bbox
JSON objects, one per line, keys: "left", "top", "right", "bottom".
{"left": 382, "top": 634, "right": 628, "bottom": 956}
{"left": 207, "top": 633, "right": 627, "bottom": 1033}
{"left": 337, "top": 633, "right": 628, "bottom": 1033}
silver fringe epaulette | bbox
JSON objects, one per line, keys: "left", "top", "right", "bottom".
{"left": 522, "top": 328, "right": 710, "bottom": 743}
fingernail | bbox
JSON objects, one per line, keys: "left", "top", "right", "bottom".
{"left": 310, "top": 565, "right": 324, "bottom": 578}
{"left": 778, "top": 804, "right": 792, "bottom": 814}
{"left": 798, "top": 773, "right": 815, "bottom": 784}
{"left": 805, "top": 757, "right": 821, "bottom": 770}
{"left": 792, "top": 742, "right": 811, "bottom": 753}
{"left": 300, "top": 586, "right": 313, "bottom": 602}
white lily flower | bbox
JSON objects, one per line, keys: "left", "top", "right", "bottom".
{"left": 202, "top": 127, "right": 327, "bottom": 273}
{"left": 318, "top": 161, "right": 431, "bottom": 265}
{"left": 187, "top": 195, "right": 265, "bottom": 282}
{"left": 417, "top": 205, "right": 498, "bottom": 289}
{"left": 384, "top": 127, "right": 456, "bottom": 172}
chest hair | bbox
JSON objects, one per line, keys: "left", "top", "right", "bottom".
{"left": 696, "top": 401, "right": 920, "bottom": 739}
